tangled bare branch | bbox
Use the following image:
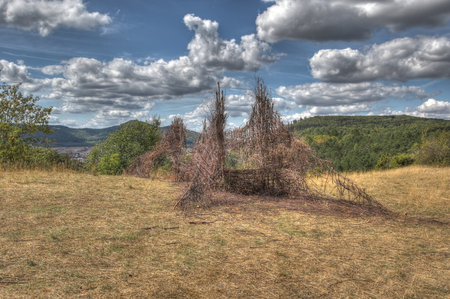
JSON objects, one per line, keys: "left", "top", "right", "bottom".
{"left": 128, "top": 78, "right": 387, "bottom": 213}
{"left": 126, "top": 117, "right": 187, "bottom": 181}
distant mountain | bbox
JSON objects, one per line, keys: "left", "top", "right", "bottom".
{"left": 43, "top": 122, "right": 200, "bottom": 148}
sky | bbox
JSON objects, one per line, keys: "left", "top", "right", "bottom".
{"left": 1, "top": 0, "right": 450, "bottom": 131}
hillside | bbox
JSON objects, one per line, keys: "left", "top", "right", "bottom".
{"left": 44, "top": 122, "right": 200, "bottom": 148}
{"left": 290, "top": 115, "right": 450, "bottom": 171}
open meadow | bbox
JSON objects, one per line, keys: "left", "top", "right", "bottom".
{"left": 0, "top": 166, "right": 449, "bottom": 298}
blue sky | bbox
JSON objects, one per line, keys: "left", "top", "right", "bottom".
{"left": 1, "top": 0, "right": 450, "bottom": 131}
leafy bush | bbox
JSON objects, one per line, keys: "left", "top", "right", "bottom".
{"left": 375, "top": 153, "right": 413, "bottom": 170}
{"left": 86, "top": 119, "right": 161, "bottom": 175}
{"left": 375, "top": 153, "right": 391, "bottom": 170}
{"left": 390, "top": 153, "right": 414, "bottom": 168}
{"left": 97, "top": 153, "right": 122, "bottom": 175}
{"left": 414, "top": 130, "right": 450, "bottom": 166}
{"left": 0, "top": 122, "right": 30, "bottom": 162}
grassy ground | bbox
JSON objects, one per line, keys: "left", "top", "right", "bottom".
{"left": 0, "top": 166, "right": 449, "bottom": 298}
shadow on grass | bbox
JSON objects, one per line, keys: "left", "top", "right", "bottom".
{"left": 195, "top": 191, "right": 449, "bottom": 227}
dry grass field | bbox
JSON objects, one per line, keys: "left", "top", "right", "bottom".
{"left": 0, "top": 166, "right": 449, "bottom": 298}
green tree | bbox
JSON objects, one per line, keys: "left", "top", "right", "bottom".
{"left": 86, "top": 119, "right": 162, "bottom": 175}
{"left": 0, "top": 83, "right": 53, "bottom": 162}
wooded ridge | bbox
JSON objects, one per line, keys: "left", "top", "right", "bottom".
{"left": 42, "top": 122, "right": 200, "bottom": 148}
{"left": 290, "top": 115, "right": 450, "bottom": 171}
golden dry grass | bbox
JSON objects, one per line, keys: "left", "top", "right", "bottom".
{"left": 0, "top": 166, "right": 449, "bottom": 298}
{"left": 347, "top": 166, "right": 450, "bottom": 219}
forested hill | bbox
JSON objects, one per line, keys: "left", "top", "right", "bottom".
{"left": 290, "top": 115, "right": 450, "bottom": 172}
{"left": 45, "top": 123, "right": 200, "bottom": 147}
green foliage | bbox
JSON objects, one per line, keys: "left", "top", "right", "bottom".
{"left": 390, "top": 153, "right": 414, "bottom": 168}
{"left": 0, "top": 83, "right": 53, "bottom": 145}
{"left": 86, "top": 119, "right": 162, "bottom": 175}
{"left": 225, "top": 151, "right": 239, "bottom": 169}
{"left": 0, "top": 122, "right": 30, "bottom": 162}
{"left": 375, "top": 153, "right": 414, "bottom": 170}
{"left": 0, "top": 136, "right": 82, "bottom": 171}
{"left": 291, "top": 115, "right": 450, "bottom": 172}
{"left": 414, "top": 130, "right": 450, "bottom": 166}
{"left": 27, "top": 148, "right": 82, "bottom": 170}
{"left": 375, "top": 153, "right": 391, "bottom": 170}
{"left": 0, "top": 82, "right": 53, "bottom": 164}
{"left": 97, "top": 153, "right": 122, "bottom": 175}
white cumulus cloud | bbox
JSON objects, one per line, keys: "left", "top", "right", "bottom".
{"left": 415, "top": 98, "right": 450, "bottom": 115}
{"left": 282, "top": 104, "right": 373, "bottom": 123}
{"left": 2, "top": 14, "right": 276, "bottom": 117}
{"left": 41, "top": 56, "right": 244, "bottom": 115}
{"left": 276, "top": 82, "right": 431, "bottom": 106}
{"left": 310, "top": 36, "right": 450, "bottom": 82}
{"left": 256, "top": 0, "right": 450, "bottom": 42}
{"left": 0, "top": 0, "right": 111, "bottom": 36}
{"left": 0, "top": 59, "right": 32, "bottom": 83}
{"left": 309, "top": 104, "right": 373, "bottom": 115}
{"left": 1, "top": 14, "right": 279, "bottom": 127}
{"left": 184, "top": 14, "right": 278, "bottom": 72}
{"left": 226, "top": 94, "right": 296, "bottom": 117}
{"left": 375, "top": 99, "right": 450, "bottom": 120}
{"left": 0, "top": 59, "right": 50, "bottom": 92}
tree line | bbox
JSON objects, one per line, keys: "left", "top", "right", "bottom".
{"left": 2, "top": 78, "right": 449, "bottom": 174}
{"left": 290, "top": 115, "right": 450, "bottom": 171}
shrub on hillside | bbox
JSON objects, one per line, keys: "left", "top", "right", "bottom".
{"left": 390, "top": 153, "right": 414, "bottom": 168}
{"left": 375, "top": 153, "right": 391, "bottom": 170}
{"left": 414, "top": 130, "right": 450, "bottom": 166}
{"left": 97, "top": 153, "right": 122, "bottom": 175}
{"left": 85, "top": 119, "right": 161, "bottom": 175}
{"left": 375, "top": 153, "right": 413, "bottom": 170}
